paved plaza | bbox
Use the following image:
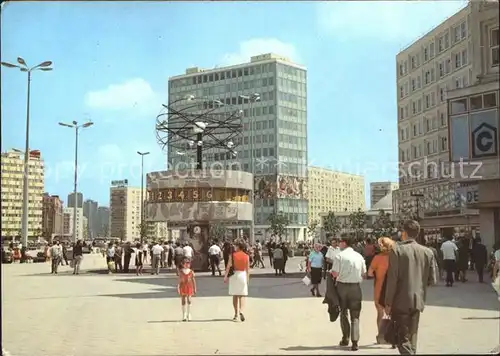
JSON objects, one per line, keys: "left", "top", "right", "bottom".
{"left": 2, "top": 255, "right": 499, "bottom": 356}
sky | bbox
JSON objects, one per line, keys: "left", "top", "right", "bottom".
{"left": 1, "top": 0, "right": 468, "bottom": 208}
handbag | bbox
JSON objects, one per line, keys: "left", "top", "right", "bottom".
{"left": 379, "top": 315, "right": 397, "bottom": 345}
{"left": 227, "top": 252, "right": 235, "bottom": 277}
{"left": 302, "top": 273, "right": 311, "bottom": 286}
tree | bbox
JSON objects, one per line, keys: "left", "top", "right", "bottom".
{"left": 267, "top": 211, "right": 289, "bottom": 241}
{"left": 138, "top": 223, "right": 147, "bottom": 243}
{"left": 348, "top": 208, "right": 367, "bottom": 240}
{"left": 372, "top": 209, "right": 395, "bottom": 237}
{"left": 322, "top": 211, "right": 341, "bottom": 237}
{"left": 210, "top": 223, "right": 227, "bottom": 241}
{"left": 307, "top": 219, "right": 319, "bottom": 241}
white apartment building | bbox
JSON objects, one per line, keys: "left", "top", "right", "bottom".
{"left": 109, "top": 185, "right": 143, "bottom": 241}
{"left": 168, "top": 53, "right": 308, "bottom": 240}
{"left": 395, "top": 2, "right": 484, "bottom": 229}
{"left": 1, "top": 149, "right": 44, "bottom": 239}
{"left": 370, "top": 181, "right": 399, "bottom": 208}
{"left": 308, "top": 166, "right": 365, "bottom": 224}
{"left": 62, "top": 207, "right": 84, "bottom": 240}
{"left": 147, "top": 221, "right": 169, "bottom": 240}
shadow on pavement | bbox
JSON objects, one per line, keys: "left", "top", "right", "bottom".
{"left": 148, "top": 318, "right": 230, "bottom": 323}
{"left": 281, "top": 343, "right": 391, "bottom": 352}
{"left": 95, "top": 273, "right": 500, "bottom": 311}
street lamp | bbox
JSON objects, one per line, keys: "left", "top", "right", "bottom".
{"left": 239, "top": 93, "right": 260, "bottom": 242}
{"left": 1, "top": 57, "right": 53, "bottom": 247}
{"left": 137, "top": 151, "right": 150, "bottom": 244}
{"left": 58, "top": 120, "right": 94, "bottom": 242}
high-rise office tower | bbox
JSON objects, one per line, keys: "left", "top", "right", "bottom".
{"left": 168, "top": 53, "right": 308, "bottom": 240}
{"left": 67, "top": 192, "right": 83, "bottom": 208}
{"left": 1, "top": 149, "right": 44, "bottom": 238}
{"left": 83, "top": 199, "right": 99, "bottom": 239}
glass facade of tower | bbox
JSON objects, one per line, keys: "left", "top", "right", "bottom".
{"left": 167, "top": 57, "right": 308, "bottom": 237}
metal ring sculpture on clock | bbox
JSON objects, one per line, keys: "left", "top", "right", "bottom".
{"left": 155, "top": 96, "right": 244, "bottom": 157}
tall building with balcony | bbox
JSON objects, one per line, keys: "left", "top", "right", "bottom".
{"left": 395, "top": 2, "right": 488, "bottom": 230}
{"left": 1, "top": 149, "right": 44, "bottom": 238}
{"left": 447, "top": 1, "right": 499, "bottom": 249}
{"left": 109, "top": 185, "right": 142, "bottom": 241}
{"left": 308, "top": 167, "right": 365, "bottom": 224}
{"left": 168, "top": 53, "right": 308, "bottom": 240}
{"left": 42, "top": 193, "right": 63, "bottom": 240}
{"left": 370, "top": 182, "right": 399, "bottom": 208}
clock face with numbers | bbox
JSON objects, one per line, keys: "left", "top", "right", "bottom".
{"left": 193, "top": 226, "right": 201, "bottom": 234}
{"left": 147, "top": 188, "right": 250, "bottom": 203}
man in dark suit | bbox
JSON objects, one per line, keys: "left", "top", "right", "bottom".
{"left": 471, "top": 237, "right": 488, "bottom": 283}
{"left": 385, "top": 220, "right": 437, "bottom": 355}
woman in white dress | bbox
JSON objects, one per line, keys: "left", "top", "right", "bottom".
{"left": 224, "top": 240, "right": 250, "bottom": 322}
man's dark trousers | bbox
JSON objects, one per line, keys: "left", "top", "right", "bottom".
{"left": 210, "top": 255, "right": 221, "bottom": 276}
{"left": 336, "top": 282, "right": 362, "bottom": 343}
{"left": 443, "top": 259, "right": 455, "bottom": 285}
{"left": 393, "top": 309, "right": 420, "bottom": 355}
{"left": 476, "top": 263, "right": 485, "bottom": 283}
{"left": 124, "top": 254, "right": 131, "bottom": 273}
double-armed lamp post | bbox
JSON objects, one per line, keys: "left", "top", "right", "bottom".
{"left": 59, "top": 121, "right": 94, "bottom": 242}
{"left": 1, "top": 57, "right": 53, "bottom": 247}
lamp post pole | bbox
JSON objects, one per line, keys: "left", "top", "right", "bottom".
{"left": 59, "top": 121, "right": 94, "bottom": 242}
{"left": 1, "top": 58, "right": 53, "bottom": 247}
{"left": 239, "top": 94, "right": 260, "bottom": 243}
{"left": 137, "top": 151, "right": 150, "bottom": 244}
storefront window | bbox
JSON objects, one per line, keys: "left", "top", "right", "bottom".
{"left": 450, "top": 115, "right": 469, "bottom": 161}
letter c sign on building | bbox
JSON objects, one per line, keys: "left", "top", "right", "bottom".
{"left": 472, "top": 122, "right": 498, "bottom": 158}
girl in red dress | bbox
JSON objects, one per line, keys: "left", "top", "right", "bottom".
{"left": 177, "top": 258, "right": 197, "bottom": 321}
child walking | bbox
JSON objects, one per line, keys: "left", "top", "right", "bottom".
{"left": 178, "top": 258, "right": 196, "bottom": 321}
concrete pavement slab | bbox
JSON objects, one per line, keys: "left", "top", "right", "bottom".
{"left": 2, "top": 258, "right": 499, "bottom": 355}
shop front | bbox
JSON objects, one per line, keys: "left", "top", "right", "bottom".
{"left": 448, "top": 84, "right": 500, "bottom": 252}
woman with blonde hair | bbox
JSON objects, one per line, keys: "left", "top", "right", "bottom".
{"left": 368, "top": 237, "right": 395, "bottom": 344}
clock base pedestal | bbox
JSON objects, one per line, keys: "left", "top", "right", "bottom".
{"left": 190, "top": 223, "right": 210, "bottom": 272}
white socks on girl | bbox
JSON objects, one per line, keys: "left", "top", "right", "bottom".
{"left": 182, "top": 305, "right": 191, "bottom": 321}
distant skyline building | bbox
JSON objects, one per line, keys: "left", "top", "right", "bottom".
{"left": 83, "top": 199, "right": 99, "bottom": 239}
{"left": 370, "top": 182, "right": 399, "bottom": 208}
{"left": 42, "top": 193, "right": 63, "bottom": 241}
{"left": 62, "top": 207, "right": 84, "bottom": 240}
{"left": 67, "top": 192, "right": 83, "bottom": 208}
{"left": 1, "top": 149, "right": 44, "bottom": 239}
{"left": 168, "top": 53, "right": 308, "bottom": 240}
{"left": 308, "top": 166, "right": 365, "bottom": 224}
{"left": 109, "top": 185, "right": 142, "bottom": 241}
{"left": 97, "top": 206, "right": 110, "bottom": 237}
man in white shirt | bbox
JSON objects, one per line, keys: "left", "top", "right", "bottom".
{"left": 208, "top": 240, "right": 222, "bottom": 276}
{"left": 441, "top": 235, "right": 458, "bottom": 287}
{"left": 325, "top": 237, "right": 341, "bottom": 278}
{"left": 49, "top": 241, "right": 63, "bottom": 274}
{"left": 151, "top": 242, "right": 164, "bottom": 275}
{"left": 331, "top": 236, "right": 366, "bottom": 351}
{"left": 182, "top": 242, "right": 194, "bottom": 260}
